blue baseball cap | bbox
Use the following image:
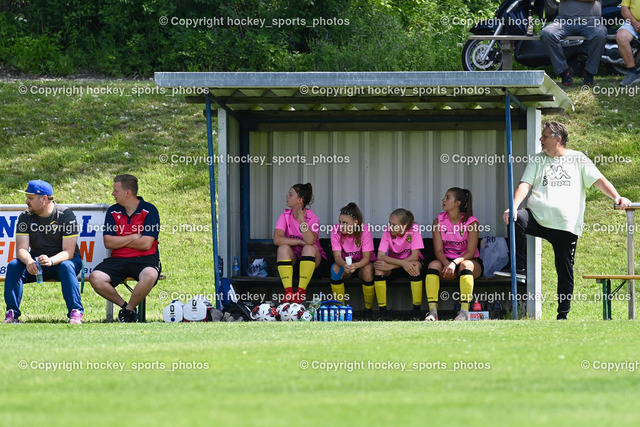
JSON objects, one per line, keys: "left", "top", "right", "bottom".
{"left": 19, "top": 180, "right": 53, "bottom": 196}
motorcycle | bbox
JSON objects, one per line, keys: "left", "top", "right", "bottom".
{"left": 461, "top": 0, "right": 639, "bottom": 75}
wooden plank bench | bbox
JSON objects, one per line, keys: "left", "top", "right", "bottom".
{"left": 468, "top": 34, "right": 618, "bottom": 70}
{"left": 105, "top": 275, "right": 166, "bottom": 323}
{"left": 582, "top": 274, "right": 640, "bottom": 320}
{"left": 231, "top": 238, "right": 525, "bottom": 319}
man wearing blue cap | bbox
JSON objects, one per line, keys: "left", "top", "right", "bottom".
{"left": 3, "top": 180, "right": 84, "bottom": 324}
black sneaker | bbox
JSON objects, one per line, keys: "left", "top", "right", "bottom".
{"left": 560, "top": 67, "right": 573, "bottom": 86}
{"left": 412, "top": 305, "right": 422, "bottom": 320}
{"left": 582, "top": 68, "right": 595, "bottom": 86}
{"left": 118, "top": 308, "right": 138, "bottom": 323}
{"left": 362, "top": 308, "right": 373, "bottom": 321}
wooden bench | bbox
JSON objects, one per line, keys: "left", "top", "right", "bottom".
{"left": 468, "top": 34, "right": 618, "bottom": 70}
{"left": 105, "top": 275, "right": 166, "bottom": 323}
{"left": 582, "top": 274, "right": 640, "bottom": 320}
{"left": 231, "top": 239, "right": 525, "bottom": 319}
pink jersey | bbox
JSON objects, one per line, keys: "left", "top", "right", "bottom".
{"left": 330, "top": 223, "right": 376, "bottom": 262}
{"left": 378, "top": 223, "right": 424, "bottom": 260}
{"left": 275, "top": 209, "right": 327, "bottom": 259}
{"left": 437, "top": 212, "right": 480, "bottom": 259}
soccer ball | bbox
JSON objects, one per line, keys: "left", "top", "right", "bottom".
{"left": 276, "top": 303, "right": 289, "bottom": 320}
{"left": 300, "top": 310, "right": 314, "bottom": 322}
{"left": 251, "top": 303, "right": 277, "bottom": 321}
{"left": 280, "top": 302, "right": 305, "bottom": 321}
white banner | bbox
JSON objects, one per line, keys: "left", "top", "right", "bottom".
{"left": 0, "top": 204, "right": 110, "bottom": 277}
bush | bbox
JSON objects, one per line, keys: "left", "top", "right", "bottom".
{"left": 0, "top": 0, "right": 500, "bottom": 76}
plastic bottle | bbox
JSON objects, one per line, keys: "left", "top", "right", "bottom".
{"left": 36, "top": 260, "right": 43, "bottom": 284}
{"left": 345, "top": 305, "right": 353, "bottom": 321}
{"left": 472, "top": 300, "right": 482, "bottom": 311}
{"left": 232, "top": 257, "right": 240, "bottom": 277}
{"left": 339, "top": 306, "right": 346, "bottom": 321}
{"left": 526, "top": 15, "right": 534, "bottom": 36}
{"left": 309, "top": 294, "right": 322, "bottom": 321}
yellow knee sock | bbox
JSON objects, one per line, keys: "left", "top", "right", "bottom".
{"left": 298, "top": 256, "right": 316, "bottom": 290}
{"left": 277, "top": 260, "right": 293, "bottom": 289}
{"left": 331, "top": 281, "right": 345, "bottom": 302}
{"left": 425, "top": 269, "right": 440, "bottom": 311}
{"left": 411, "top": 279, "right": 423, "bottom": 306}
{"left": 362, "top": 281, "right": 375, "bottom": 309}
{"left": 374, "top": 276, "right": 387, "bottom": 308}
{"left": 460, "top": 269, "right": 474, "bottom": 311}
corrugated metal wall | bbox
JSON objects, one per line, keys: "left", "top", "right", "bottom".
{"left": 250, "top": 129, "right": 529, "bottom": 240}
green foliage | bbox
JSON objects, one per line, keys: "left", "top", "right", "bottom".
{"left": 0, "top": 0, "right": 502, "bottom": 75}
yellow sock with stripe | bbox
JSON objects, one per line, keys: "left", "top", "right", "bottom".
{"left": 425, "top": 268, "right": 440, "bottom": 311}
{"left": 362, "top": 281, "right": 375, "bottom": 309}
{"left": 331, "top": 281, "right": 345, "bottom": 303}
{"left": 374, "top": 276, "right": 387, "bottom": 308}
{"left": 410, "top": 276, "right": 423, "bottom": 306}
{"left": 298, "top": 256, "right": 316, "bottom": 291}
{"left": 459, "top": 269, "right": 474, "bottom": 311}
{"left": 277, "top": 260, "right": 293, "bottom": 290}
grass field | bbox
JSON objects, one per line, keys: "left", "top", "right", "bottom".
{"left": 1, "top": 321, "right": 640, "bottom": 426}
{"left": 1, "top": 76, "right": 640, "bottom": 425}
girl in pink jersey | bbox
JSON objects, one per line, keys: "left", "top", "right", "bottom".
{"left": 373, "top": 208, "right": 424, "bottom": 320}
{"left": 274, "top": 183, "right": 326, "bottom": 303}
{"left": 330, "top": 202, "right": 375, "bottom": 304}
{"left": 425, "top": 187, "right": 483, "bottom": 322}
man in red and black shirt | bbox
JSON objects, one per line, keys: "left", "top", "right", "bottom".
{"left": 89, "top": 174, "right": 161, "bottom": 323}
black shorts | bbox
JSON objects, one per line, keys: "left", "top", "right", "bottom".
{"left": 94, "top": 255, "right": 162, "bottom": 287}
{"left": 385, "top": 260, "right": 425, "bottom": 280}
{"left": 446, "top": 257, "right": 484, "bottom": 277}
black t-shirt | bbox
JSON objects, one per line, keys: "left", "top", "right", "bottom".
{"left": 16, "top": 204, "right": 80, "bottom": 258}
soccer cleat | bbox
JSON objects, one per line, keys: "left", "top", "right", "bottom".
{"left": 118, "top": 308, "right": 138, "bottom": 323}
{"left": 560, "top": 67, "right": 573, "bottom": 86}
{"left": 292, "top": 288, "right": 306, "bottom": 304}
{"left": 3, "top": 309, "right": 20, "bottom": 324}
{"left": 557, "top": 313, "right": 568, "bottom": 321}
{"left": 378, "top": 306, "right": 388, "bottom": 321}
{"left": 412, "top": 305, "right": 422, "bottom": 320}
{"left": 362, "top": 308, "right": 373, "bottom": 321}
{"left": 424, "top": 310, "right": 438, "bottom": 322}
{"left": 582, "top": 68, "right": 595, "bottom": 86}
{"left": 283, "top": 288, "right": 294, "bottom": 303}
{"left": 454, "top": 309, "right": 470, "bottom": 321}
{"left": 69, "top": 309, "right": 83, "bottom": 324}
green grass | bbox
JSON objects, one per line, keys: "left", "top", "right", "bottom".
{"left": 1, "top": 76, "right": 640, "bottom": 424}
{"left": 1, "top": 321, "right": 640, "bottom": 426}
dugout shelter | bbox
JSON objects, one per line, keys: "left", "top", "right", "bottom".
{"left": 154, "top": 71, "right": 572, "bottom": 319}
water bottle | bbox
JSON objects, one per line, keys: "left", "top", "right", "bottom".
{"left": 345, "top": 305, "right": 353, "bottom": 322}
{"left": 36, "top": 260, "right": 43, "bottom": 284}
{"left": 329, "top": 305, "right": 337, "bottom": 322}
{"left": 232, "top": 257, "right": 240, "bottom": 277}
{"left": 339, "top": 306, "right": 346, "bottom": 321}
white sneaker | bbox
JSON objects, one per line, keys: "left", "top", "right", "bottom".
{"left": 454, "top": 309, "right": 470, "bottom": 321}
{"left": 424, "top": 310, "right": 438, "bottom": 321}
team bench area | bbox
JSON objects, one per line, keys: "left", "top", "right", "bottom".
{"left": 231, "top": 239, "right": 526, "bottom": 320}
{"left": 0, "top": 273, "right": 166, "bottom": 323}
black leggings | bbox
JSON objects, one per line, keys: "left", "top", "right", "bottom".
{"left": 516, "top": 209, "right": 578, "bottom": 316}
